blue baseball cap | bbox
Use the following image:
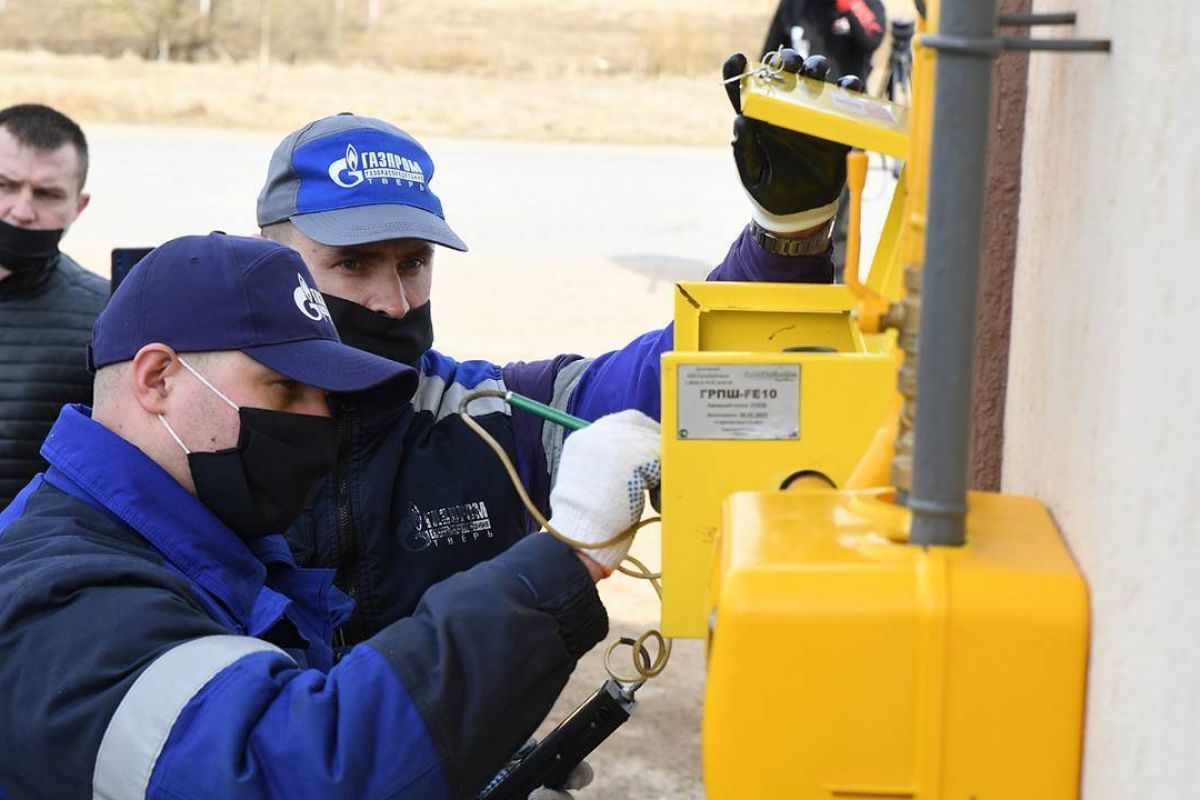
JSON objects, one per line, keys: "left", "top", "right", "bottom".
{"left": 89, "top": 233, "right": 415, "bottom": 394}
{"left": 256, "top": 113, "right": 468, "bottom": 251}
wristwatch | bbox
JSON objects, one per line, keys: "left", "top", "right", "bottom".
{"left": 749, "top": 219, "right": 835, "bottom": 257}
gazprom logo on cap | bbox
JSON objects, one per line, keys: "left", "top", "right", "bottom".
{"left": 328, "top": 142, "right": 427, "bottom": 190}
{"left": 293, "top": 274, "right": 331, "bottom": 322}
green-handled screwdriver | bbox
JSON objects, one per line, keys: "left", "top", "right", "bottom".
{"left": 504, "top": 391, "right": 590, "bottom": 431}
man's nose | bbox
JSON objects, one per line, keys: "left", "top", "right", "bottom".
{"left": 374, "top": 279, "right": 411, "bottom": 319}
{"left": 4, "top": 189, "right": 36, "bottom": 226}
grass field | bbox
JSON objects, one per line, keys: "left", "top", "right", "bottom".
{"left": 0, "top": 49, "right": 739, "bottom": 146}
{"left": 0, "top": 0, "right": 780, "bottom": 145}
{"left": 0, "top": 0, "right": 917, "bottom": 145}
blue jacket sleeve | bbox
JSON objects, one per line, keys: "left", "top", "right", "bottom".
{"left": 567, "top": 225, "right": 833, "bottom": 421}
{"left": 502, "top": 225, "right": 833, "bottom": 502}
{"left": 508, "top": 225, "right": 834, "bottom": 421}
{"left": 0, "top": 521, "right": 603, "bottom": 799}
{"left": 147, "top": 535, "right": 605, "bottom": 800}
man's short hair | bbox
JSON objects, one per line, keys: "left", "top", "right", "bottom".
{"left": 259, "top": 220, "right": 294, "bottom": 245}
{"left": 0, "top": 103, "right": 89, "bottom": 189}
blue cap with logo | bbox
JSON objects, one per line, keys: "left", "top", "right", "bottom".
{"left": 256, "top": 113, "right": 468, "bottom": 251}
{"left": 89, "top": 233, "right": 414, "bottom": 393}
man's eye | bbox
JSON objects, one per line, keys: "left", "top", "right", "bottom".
{"left": 35, "top": 189, "right": 64, "bottom": 201}
{"left": 0, "top": 180, "right": 12, "bottom": 193}
{"left": 274, "top": 379, "right": 298, "bottom": 391}
{"left": 334, "top": 259, "right": 362, "bottom": 272}
{"left": 400, "top": 257, "right": 427, "bottom": 272}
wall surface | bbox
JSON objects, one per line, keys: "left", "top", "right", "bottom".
{"left": 1004, "top": 1, "right": 1200, "bottom": 796}
{"left": 969, "top": 0, "right": 1031, "bottom": 491}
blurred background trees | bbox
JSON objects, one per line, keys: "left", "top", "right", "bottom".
{"left": 0, "top": 0, "right": 768, "bottom": 76}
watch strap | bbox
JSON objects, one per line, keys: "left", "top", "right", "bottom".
{"left": 749, "top": 219, "right": 835, "bottom": 257}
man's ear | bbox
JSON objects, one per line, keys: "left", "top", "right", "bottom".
{"left": 129, "top": 344, "right": 179, "bottom": 416}
{"left": 74, "top": 192, "right": 91, "bottom": 219}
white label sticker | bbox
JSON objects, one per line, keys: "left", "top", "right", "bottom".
{"left": 677, "top": 364, "right": 800, "bottom": 440}
{"left": 829, "top": 91, "right": 898, "bottom": 124}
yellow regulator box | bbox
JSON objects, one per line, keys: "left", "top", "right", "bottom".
{"left": 703, "top": 489, "right": 1089, "bottom": 799}
{"left": 660, "top": 281, "right": 896, "bottom": 638}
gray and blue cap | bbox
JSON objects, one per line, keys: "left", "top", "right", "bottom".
{"left": 256, "top": 113, "right": 468, "bottom": 251}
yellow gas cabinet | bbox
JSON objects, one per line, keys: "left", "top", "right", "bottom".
{"left": 657, "top": 68, "right": 911, "bottom": 638}
{"left": 660, "top": 283, "right": 896, "bottom": 638}
{"left": 702, "top": 489, "right": 1088, "bottom": 799}
{"left": 657, "top": 51, "right": 917, "bottom": 638}
{"left": 666, "top": 0, "right": 1093, "bottom": 795}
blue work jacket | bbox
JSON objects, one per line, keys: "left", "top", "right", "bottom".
{"left": 293, "top": 225, "right": 835, "bottom": 644}
{"left": 0, "top": 406, "right": 607, "bottom": 799}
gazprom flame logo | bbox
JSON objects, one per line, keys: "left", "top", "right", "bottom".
{"left": 293, "top": 273, "right": 331, "bottom": 322}
{"left": 328, "top": 143, "right": 365, "bottom": 188}
{"left": 326, "top": 141, "right": 426, "bottom": 190}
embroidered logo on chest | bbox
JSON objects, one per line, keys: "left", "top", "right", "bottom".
{"left": 402, "top": 500, "right": 494, "bottom": 551}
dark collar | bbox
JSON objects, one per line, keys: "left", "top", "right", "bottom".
{"left": 0, "top": 254, "right": 59, "bottom": 299}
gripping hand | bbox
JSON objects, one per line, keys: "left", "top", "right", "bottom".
{"left": 723, "top": 51, "right": 864, "bottom": 233}
{"left": 549, "top": 410, "right": 661, "bottom": 572}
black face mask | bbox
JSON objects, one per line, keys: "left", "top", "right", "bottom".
{"left": 0, "top": 217, "right": 64, "bottom": 274}
{"left": 184, "top": 407, "right": 338, "bottom": 540}
{"left": 325, "top": 294, "right": 434, "bottom": 368}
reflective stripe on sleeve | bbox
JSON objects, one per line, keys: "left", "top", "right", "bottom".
{"left": 414, "top": 372, "right": 509, "bottom": 423}
{"left": 542, "top": 358, "right": 592, "bottom": 486}
{"left": 92, "top": 635, "right": 293, "bottom": 800}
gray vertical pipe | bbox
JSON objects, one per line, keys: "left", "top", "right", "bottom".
{"left": 908, "top": 0, "right": 1001, "bottom": 546}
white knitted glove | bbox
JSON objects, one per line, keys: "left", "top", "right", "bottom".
{"left": 548, "top": 410, "right": 661, "bottom": 571}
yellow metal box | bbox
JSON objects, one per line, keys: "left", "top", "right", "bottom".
{"left": 740, "top": 72, "right": 911, "bottom": 158}
{"left": 672, "top": 281, "right": 869, "bottom": 354}
{"left": 703, "top": 489, "right": 1088, "bottom": 799}
{"left": 661, "top": 282, "right": 897, "bottom": 638}
{"left": 659, "top": 350, "right": 894, "bottom": 638}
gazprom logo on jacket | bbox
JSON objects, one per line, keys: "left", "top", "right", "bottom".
{"left": 293, "top": 128, "right": 445, "bottom": 219}
{"left": 328, "top": 143, "right": 427, "bottom": 190}
{"left": 401, "top": 500, "right": 494, "bottom": 552}
{"left": 293, "top": 273, "right": 331, "bottom": 322}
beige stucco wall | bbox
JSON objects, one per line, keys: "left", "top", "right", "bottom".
{"left": 1004, "top": 1, "right": 1200, "bottom": 796}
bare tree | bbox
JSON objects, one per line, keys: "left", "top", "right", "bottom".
{"left": 258, "top": 0, "right": 272, "bottom": 69}
{"left": 112, "top": 0, "right": 206, "bottom": 62}
{"left": 330, "top": 0, "right": 345, "bottom": 50}
{"left": 154, "top": 0, "right": 185, "bottom": 62}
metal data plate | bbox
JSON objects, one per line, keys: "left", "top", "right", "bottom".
{"left": 676, "top": 364, "right": 800, "bottom": 440}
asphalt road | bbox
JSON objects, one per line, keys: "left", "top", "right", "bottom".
{"left": 67, "top": 123, "right": 893, "bottom": 364}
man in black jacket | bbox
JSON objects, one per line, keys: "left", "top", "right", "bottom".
{"left": 0, "top": 104, "right": 106, "bottom": 509}
{"left": 762, "top": 0, "right": 886, "bottom": 84}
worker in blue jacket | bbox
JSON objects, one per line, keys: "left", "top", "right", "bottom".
{"left": 258, "top": 55, "right": 859, "bottom": 645}
{"left": 0, "top": 232, "right": 661, "bottom": 800}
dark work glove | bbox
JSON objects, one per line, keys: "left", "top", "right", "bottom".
{"left": 723, "top": 51, "right": 864, "bottom": 233}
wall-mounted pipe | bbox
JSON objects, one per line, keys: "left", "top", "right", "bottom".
{"left": 907, "top": 0, "right": 1001, "bottom": 546}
